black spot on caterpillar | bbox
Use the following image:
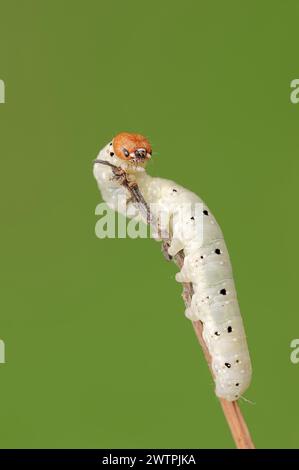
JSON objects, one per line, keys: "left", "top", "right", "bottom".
{"left": 227, "top": 326, "right": 232, "bottom": 333}
{"left": 220, "top": 288, "right": 227, "bottom": 295}
{"left": 225, "top": 362, "right": 231, "bottom": 368}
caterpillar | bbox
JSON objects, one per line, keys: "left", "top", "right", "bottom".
{"left": 93, "top": 132, "right": 252, "bottom": 402}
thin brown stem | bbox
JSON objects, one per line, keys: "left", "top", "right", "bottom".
{"left": 95, "top": 160, "right": 255, "bottom": 449}
{"left": 171, "top": 246, "right": 255, "bottom": 449}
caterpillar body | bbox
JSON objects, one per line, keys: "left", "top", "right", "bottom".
{"left": 93, "top": 132, "right": 252, "bottom": 402}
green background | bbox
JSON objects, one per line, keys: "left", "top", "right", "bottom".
{"left": 0, "top": 0, "right": 298, "bottom": 449}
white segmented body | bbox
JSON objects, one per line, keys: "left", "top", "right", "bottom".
{"left": 94, "top": 140, "right": 252, "bottom": 401}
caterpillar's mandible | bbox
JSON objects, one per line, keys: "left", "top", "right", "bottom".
{"left": 93, "top": 132, "right": 252, "bottom": 402}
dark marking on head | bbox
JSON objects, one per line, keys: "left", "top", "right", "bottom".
{"left": 110, "top": 152, "right": 114, "bottom": 157}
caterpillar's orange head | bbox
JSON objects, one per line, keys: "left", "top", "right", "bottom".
{"left": 113, "top": 132, "right": 152, "bottom": 165}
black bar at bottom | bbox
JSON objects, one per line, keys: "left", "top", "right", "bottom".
{"left": 0, "top": 449, "right": 298, "bottom": 466}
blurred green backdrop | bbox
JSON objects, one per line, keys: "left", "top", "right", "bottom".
{"left": 0, "top": 0, "right": 298, "bottom": 449}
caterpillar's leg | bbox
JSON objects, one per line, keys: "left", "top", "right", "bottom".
{"left": 168, "top": 238, "right": 184, "bottom": 257}
{"left": 162, "top": 238, "right": 184, "bottom": 260}
{"left": 162, "top": 237, "right": 192, "bottom": 281}
{"left": 111, "top": 166, "right": 127, "bottom": 185}
{"left": 175, "top": 269, "right": 192, "bottom": 283}
{"left": 175, "top": 254, "right": 193, "bottom": 283}
{"left": 111, "top": 166, "right": 139, "bottom": 191}
{"left": 184, "top": 306, "right": 200, "bottom": 321}
{"left": 184, "top": 292, "right": 201, "bottom": 321}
